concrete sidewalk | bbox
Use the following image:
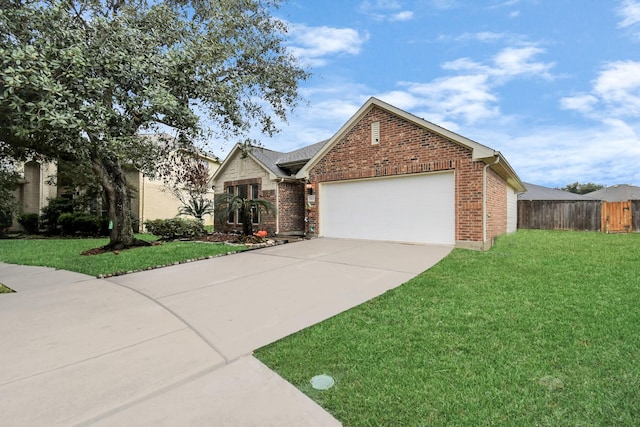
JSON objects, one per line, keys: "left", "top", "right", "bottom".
{"left": 0, "top": 238, "right": 451, "bottom": 426}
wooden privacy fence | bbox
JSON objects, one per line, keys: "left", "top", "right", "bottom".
{"left": 518, "top": 200, "right": 640, "bottom": 233}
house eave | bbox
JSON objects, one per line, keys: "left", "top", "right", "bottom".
{"left": 478, "top": 153, "right": 526, "bottom": 193}
{"left": 297, "top": 97, "right": 503, "bottom": 179}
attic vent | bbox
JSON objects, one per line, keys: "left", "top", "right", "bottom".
{"left": 371, "top": 121, "right": 380, "bottom": 145}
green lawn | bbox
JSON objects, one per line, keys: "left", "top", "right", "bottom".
{"left": 0, "top": 283, "right": 14, "bottom": 293}
{"left": 256, "top": 230, "right": 640, "bottom": 426}
{"left": 0, "top": 235, "right": 244, "bottom": 277}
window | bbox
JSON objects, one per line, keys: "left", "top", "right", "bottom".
{"left": 251, "top": 184, "right": 260, "bottom": 224}
{"left": 225, "top": 183, "right": 261, "bottom": 225}
{"left": 227, "top": 186, "right": 235, "bottom": 223}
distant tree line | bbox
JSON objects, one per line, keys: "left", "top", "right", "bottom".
{"left": 559, "top": 182, "right": 604, "bottom": 195}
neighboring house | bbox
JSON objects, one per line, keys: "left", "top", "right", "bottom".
{"left": 584, "top": 184, "right": 640, "bottom": 202}
{"left": 13, "top": 160, "right": 58, "bottom": 218}
{"left": 518, "top": 182, "right": 597, "bottom": 201}
{"left": 10, "top": 137, "right": 220, "bottom": 231}
{"left": 518, "top": 183, "right": 640, "bottom": 232}
{"left": 214, "top": 97, "right": 525, "bottom": 249}
{"left": 126, "top": 155, "right": 220, "bottom": 231}
{"left": 517, "top": 182, "right": 601, "bottom": 231}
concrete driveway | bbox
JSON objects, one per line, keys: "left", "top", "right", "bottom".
{"left": 0, "top": 238, "right": 451, "bottom": 426}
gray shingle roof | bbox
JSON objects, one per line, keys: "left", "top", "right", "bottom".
{"left": 518, "top": 183, "right": 597, "bottom": 201}
{"left": 249, "top": 139, "right": 331, "bottom": 177}
{"left": 584, "top": 184, "right": 640, "bottom": 202}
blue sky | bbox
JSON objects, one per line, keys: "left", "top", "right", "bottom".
{"left": 224, "top": 0, "right": 640, "bottom": 188}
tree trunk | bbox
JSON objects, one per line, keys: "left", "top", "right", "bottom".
{"left": 241, "top": 206, "right": 252, "bottom": 236}
{"left": 90, "top": 153, "right": 149, "bottom": 250}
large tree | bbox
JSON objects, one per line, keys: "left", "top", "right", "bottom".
{"left": 0, "top": 0, "right": 306, "bottom": 249}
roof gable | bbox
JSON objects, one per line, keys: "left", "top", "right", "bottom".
{"left": 296, "top": 97, "right": 525, "bottom": 192}
{"left": 212, "top": 140, "right": 330, "bottom": 182}
{"left": 585, "top": 184, "right": 640, "bottom": 202}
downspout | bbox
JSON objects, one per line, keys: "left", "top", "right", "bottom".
{"left": 482, "top": 155, "right": 500, "bottom": 249}
{"left": 276, "top": 178, "right": 284, "bottom": 235}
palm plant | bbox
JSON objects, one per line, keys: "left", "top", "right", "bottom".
{"left": 214, "top": 193, "right": 275, "bottom": 236}
{"left": 178, "top": 194, "right": 215, "bottom": 222}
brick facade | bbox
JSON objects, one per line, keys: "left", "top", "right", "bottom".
{"left": 485, "top": 168, "right": 508, "bottom": 244}
{"left": 307, "top": 106, "right": 508, "bottom": 246}
{"left": 213, "top": 178, "right": 305, "bottom": 237}
{"left": 215, "top": 177, "right": 276, "bottom": 235}
{"left": 277, "top": 181, "right": 306, "bottom": 235}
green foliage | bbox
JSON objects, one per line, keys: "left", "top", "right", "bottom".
{"left": 0, "top": 157, "right": 19, "bottom": 231}
{"left": 561, "top": 181, "right": 605, "bottom": 194}
{"left": 58, "top": 212, "right": 103, "bottom": 236}
{"left": 144, "top": 218, "right": 206, "bottom": 240}
{"left": 0, "top": 209, "right": 12, "bottom": 231}
{"left": 214, "top": 192, "right": 276, "bottom": 235}
{"left": 17, "top": 213, "right": 39, "bottom": 234}
{"left": 0, "top": 0, "right": 307, "bottom": 247}
{"left": 0, "top": 283, "right": 15, "bottom": 293}
{"left": 178, "top": 195, "right": 215, "bottom": 222}
{"left": 39, "top": 196, "right": 73, "bottom": 234}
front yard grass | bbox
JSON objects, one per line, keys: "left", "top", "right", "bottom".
{"left": 256, "top": 230, "right": 640, "bottom": 426}
{"left": 0, "top": 235, "right": 244, "bottom": 277}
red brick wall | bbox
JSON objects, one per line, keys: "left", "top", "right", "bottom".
{"left": 215, "top": 178, "right": 278, "bottom": 235}
{"left": 277, "top": 182, "right": 306, "bottom": 234}
{"left": 260, "top": 189, "right": 277, "bottom": 235}
{"left": 485, "top": 168, "right": 508, "bottom": 244}
{"left": 308, "top": 105, "right": 504, "bottom": 244}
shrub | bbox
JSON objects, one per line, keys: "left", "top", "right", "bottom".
{"left": 58, "top": 212, "right": 75, "bottom": 235}
{"left": 17, "top": 213, "right": 40, "bottom": 234}
{"left": 40, "top": 196, "right": 73, "bottom": 234}
{"left": 0, "top": 208, "right": 13, "bottom": 232}
{"left": 144, "top": 218, "right": 206, "bottom": 240}
{"left": 58, "top": 212, "right": 102, "bottom": 236}
{"left": 74, "top": 214, "right": 100, "bottom": 235}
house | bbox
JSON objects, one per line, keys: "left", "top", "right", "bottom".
{"left": 518, "top": 182, "right": 597, "bottom": 200}
{"left": 13, "top": 160, "right": 58, "bottom": 220}
{"left": 213, "top": 97, "right": 525, "bottom": 249}
{"left": 584, "top": 184, "right": 640, "bottom": 202}
{"left": 517, "top": 183, "right": 602, "bottom": 231}
{"left": 212, "top": 140, "right": 329, "bottom": 236}
{"left": 10, "top": 137, "right": 220, "bottom": 231}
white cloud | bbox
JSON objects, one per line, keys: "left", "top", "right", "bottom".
{"left": 360, "top": 0, "right": 401, "bottom": 9}
{"left": 389, "top": 11, "right": 414, "bottom": 21}
{"left": 377, "top": 44, "right": 555, "bottom": 125}
{"left": 438, "top": 31, "right": 527, "bottom": 45}
{"left": 359, "top": 0, "right": 414, "bottom": 22}
{"left": 491, "top": 121, "right": 640, "bottom": 187}
{"left": 287, "top": 24, "right": 369, "bottom": 67}
{"left": 428, "top": 0, "right": 459, "bottom": 9}
{"left": 490, "top": 0, "right": 520, "bottom": 8}
{"left": 618, "top": 0, "right": 640, "bottom": 40}
{"left": 491, "top": 45, "right": 555, "bottom": 80}
{"left": 560, "top": 94, "right": 598, "bottom": 114}
{"left": 561, "top": 61, "right": 640, "bottom": 119}
{"left": 396, "top": 75, "right": 499, "bottom": 124}
{"left": 593, "top": 61, "right": 640, "bottom": 116}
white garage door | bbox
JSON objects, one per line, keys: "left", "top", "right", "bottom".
{"left": 319, "top": 172, "right": 455, "bottom": 245}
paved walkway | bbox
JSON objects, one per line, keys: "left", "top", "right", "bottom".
{"left": 0, "top": 238, "right": 452, "bottom": 426}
